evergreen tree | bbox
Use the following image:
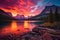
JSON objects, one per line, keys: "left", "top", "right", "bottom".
{"left": 48, "top": 8, "right": 53, "bottom": 23}
{"left": 54, "top": 7, "right": 59, "bottom": 21}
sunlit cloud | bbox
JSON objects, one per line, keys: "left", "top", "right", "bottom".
{"left": 0, "top": 0, "right": 60, "bottom": 17}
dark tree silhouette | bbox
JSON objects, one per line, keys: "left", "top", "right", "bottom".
{"left": 54, "top": 7, "right": 59, "bottom": 21}
{"left": 48, "top": 8, "right": 53, "bottom": 23}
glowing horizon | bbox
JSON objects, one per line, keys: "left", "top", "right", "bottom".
{"left": 0, "top": 0, "right": 60, "bottom": 17}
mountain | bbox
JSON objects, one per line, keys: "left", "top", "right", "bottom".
{"left": 29, "top": 5, "right": 60, "bottom": 20}
{"left": 14, "top": 14, "right": 25, "bottom": 20}
{"left": 0, "top": 9, "right": 14, "bottom": 20}
{"left": 7, "top": 12, "right": 12, "bottom": 17}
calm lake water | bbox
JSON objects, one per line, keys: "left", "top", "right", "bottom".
{"left": 0, "top": 20, "right": 60, "bottom": 40}
{"left": 0, "top": 20, "right": 43, "bottom": 35}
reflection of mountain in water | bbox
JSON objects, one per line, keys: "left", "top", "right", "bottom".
{"left": 0, "top": 21, "right": 11, "bottom": 29}
{"left": 0, "top": 20, "right": 60, "bottom": 40}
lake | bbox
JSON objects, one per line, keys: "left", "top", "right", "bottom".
{"left": 0, "top": 20, "right": 60, "bottom": 40}
{"left": 0, "top": 20, "right": 43, "bottom": 35}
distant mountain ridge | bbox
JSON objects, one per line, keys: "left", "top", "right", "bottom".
{"left": 29, "top": 5, "right": 60, "bottom": 20}
{"left": 0, "top": 9, "right": 14, "bottom": 20}
{"left": 14, "top": 14, "right": 25, "bottom": 20}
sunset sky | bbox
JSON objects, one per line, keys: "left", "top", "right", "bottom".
{"left": 0, "top": 0, "right": 60, "bottom": 17}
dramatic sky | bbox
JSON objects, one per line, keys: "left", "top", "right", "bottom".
{"left": 0, "top": 0, "right": 60, "bottom": 17}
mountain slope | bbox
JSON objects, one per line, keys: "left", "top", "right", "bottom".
{"left": 29, "top": 5, "right": 60, "bottom": 20}
{"left": 0, "top": 9, "right": 14, "bottom": 20}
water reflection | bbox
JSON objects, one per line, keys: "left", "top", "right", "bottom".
{"left": 0, "top": 20, "right": 37, "bottom": 35}
{"left": 0, "top": 21, "right": 11, "bottom": 29}
{"left": 0, "top": 20, "right": 60, "bottom": 40}
{"left": 11, "top": 21, "right": 17, "bottom": 32}
{"left": 24, "top": 21, "right": 29, "bottom": 29}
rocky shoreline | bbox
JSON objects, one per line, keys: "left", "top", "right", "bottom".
{"left": 0, "top": 25, "right": 60, "bottom": 40}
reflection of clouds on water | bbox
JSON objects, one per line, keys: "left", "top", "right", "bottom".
{"left": 11, "top": 21, "right": 17, "bottom": 32}
{"left": 0, "top": 20, "right": 60, "bottom": 40}
{"left": 0, "top": 20, "right": 36, "bottom": 35}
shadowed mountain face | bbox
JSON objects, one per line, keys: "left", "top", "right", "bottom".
{"left": 0, "top": 9, "right": 14, "bottom": 20}
{"left": 29, "top": 5, "right": 60, "bottom": 20}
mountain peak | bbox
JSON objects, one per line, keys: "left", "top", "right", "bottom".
{"left": 0, "top": 9, "right": 5, "bottom": 13}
